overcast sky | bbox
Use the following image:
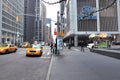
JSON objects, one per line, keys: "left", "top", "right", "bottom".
{"left": 43, "top": 0, "right": 60, "bottom": 39}
{"left": 44, "top": 0, "right": 60, "bottom": 21}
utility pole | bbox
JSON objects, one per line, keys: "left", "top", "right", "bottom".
{"left": 35, "top": 0, "right": 41, "bottom": 42}
{"left": 55, "top": 11, "right": 60, "bottom": 54}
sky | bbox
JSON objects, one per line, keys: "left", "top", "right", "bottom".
{"left": 43, "top": 0, "right": 60, "bottom": 40}
{"left": 44, "top": 0, "right": 60, "bottom": 21}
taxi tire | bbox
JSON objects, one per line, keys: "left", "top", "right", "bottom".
{"left": 6, "top": 50, "right": 9, "bottom": 54}
{"left": 26, "top": 54, "right": 28, "bottom": 57}
{"left": 14, "top": 49, "right": 17, "bottom": 52}
{"left": 39, "top": 53, "right": 42, "bottom": 57}
{"left": 40, "top": 51, "right": 43, "bottom": 56}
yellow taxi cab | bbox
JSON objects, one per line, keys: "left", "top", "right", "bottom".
{"left": 21, "top": 42, "right": 30, "bottom": 48}
{"left": 26, "top": 44, "right": 43, "bottom": 56}
{"left": 0, "top": 44, "right": 17, "bottom": 54}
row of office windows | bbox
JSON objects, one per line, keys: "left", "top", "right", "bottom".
{"left": 77, "top": 0, "right": 118, "bottom": 31}
{"left": 2, "top": 22, "right": 23, "bottom": 34}
{"left": 2, "top": 10, "right": 16, "bottom": 22}
{"left": 99, "top": 0, "right": 118, "bottom": 31}
{"left": 2, "top": 0, "right": 24, "bottom": 24}
{"left": 2, "top": 3, "right": 24, "bottom": 23}
{"left": 2, "top": 0, "right": 24, "bottom": 13}
{"left": 2, "top": 13, "right": 23, "bottom": 29}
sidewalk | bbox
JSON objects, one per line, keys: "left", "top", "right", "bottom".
{"left": 48, "top": 47, "right": 120, "bottom": 80}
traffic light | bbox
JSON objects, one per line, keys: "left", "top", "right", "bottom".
{"left": 16, "top": 16, "right": 19, "bottom": 23}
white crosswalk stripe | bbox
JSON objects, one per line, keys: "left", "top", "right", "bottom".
{"left": 73, "top": 48, "right": 80, "bottom": 51}
{"left": 47, "top": 51, "right": 51, "bottom": 55}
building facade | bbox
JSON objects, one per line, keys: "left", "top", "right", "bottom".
{"left": 45, "top": 18, "right": 52, "bottom": 43}
{"left": 0, "top": 0, "right": 24, "bottom": 44}
{"left": 24, "top": 0, "right": 46, "bottom": 43}
{"left": 41, "top": 2, "right": 46, "bottom": 42}
{"left": 64, "top": 0, "right": 120, "bottom": 46}
{"left": 24, "top": 0, "right": 35, "bottom": 43}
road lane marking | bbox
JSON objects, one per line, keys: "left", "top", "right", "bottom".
{"left": 47, "top": 51, "right": 51, "bottom": 55}
{"left": 41, "top": 56, "right": 51, "bottom": 59}
{"left": 43, "top": 51, "right": 46, "bottom": 54}
{"left": 73, "top": 48, "right": 80, "bottom": 51}
{"left": 46, "top": 55, "right": 53, "bottom": 80}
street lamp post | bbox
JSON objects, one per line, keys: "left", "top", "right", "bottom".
{"left": 55, "top": 11, "right": 60, "bottom": 54}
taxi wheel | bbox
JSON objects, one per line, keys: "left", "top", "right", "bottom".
{"left": 38, "top": 53, "right": 42, "bottom": 57}
{"left": 40, "top": 53, "right": 43, "bottom": 56}
{"left": 26, "top": 54, "right": 28, "bottom": 57}
{"left": 40, "top": 51, "right": 43, "bottom": 56}
{"left": 14, "top": 49, "right": 17, "bottom": 52}
{"left": 6, "top": 50, "right": 9, "bottom": 54}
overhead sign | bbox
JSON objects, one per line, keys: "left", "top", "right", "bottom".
{"left": 58, "top": 32, "right": 64, "bottom": 37}
{"left": 54, "top": 28, "right": 57, "bottom": 35}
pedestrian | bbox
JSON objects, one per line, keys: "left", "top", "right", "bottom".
{"left": 50, "top": 42, "right": 53, "bottom": 52}
{"left": 68, "top": 43, "right": 71, "bottom": 49}
{"left": 80, "top": 41, "right": 85, "bottom": 52}
{"left": 107, "top": 41, "right": 111, "bottom": 48}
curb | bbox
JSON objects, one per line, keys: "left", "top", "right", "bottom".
{"left": 90, "top": 48, "right": 120, "bottom": 59}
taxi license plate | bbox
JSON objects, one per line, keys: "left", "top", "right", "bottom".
{"left": 31, "top": 53, "right": 34, "bottom": 55}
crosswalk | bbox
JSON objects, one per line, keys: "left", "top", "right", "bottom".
{"left": 17, "top": 47, "right": 90, "bottom": 56}
{"left": 42, "top": 46, "right": 51, "bottom": 55}
{"left": 72, "top": 48, "right": 80, "bottom": 51}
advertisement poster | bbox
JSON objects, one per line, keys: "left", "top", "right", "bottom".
{"left": 57, "top": 38, "right": 63, "bottom": 50}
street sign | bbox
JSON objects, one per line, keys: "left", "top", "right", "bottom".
{"left": 54, "top": 28, "right": 57, "bottom": 35}
{"left": 58, "top": 32, "right": 64, "bottom": 37}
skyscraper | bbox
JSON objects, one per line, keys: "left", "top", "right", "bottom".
{"left": 0, "top": 0, "right": 24, "bottom": 44}
{"left": 45, "top": 18, "right": 52, "bottom": 43}
{"left": 24, "top": 0, "right": 46, "bottom": 43}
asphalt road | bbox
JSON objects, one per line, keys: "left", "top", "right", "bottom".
{"left": 49, "top": 47, "right": 120, "bottom": 80}
{"left": 1, "top": 46, "right": 120, "bottom": 80}
{"left": 0, "top": 46, "right": 51, "bottom": 80}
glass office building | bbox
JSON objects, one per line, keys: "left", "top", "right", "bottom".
{"left": 64, "top": 0, "right": 120, "bottom": 46}
{"left": 24, "top": 0, "right": 46, "bottom": 43}
{"left": 0, "top": 0, "right": 24, "bottom": 44}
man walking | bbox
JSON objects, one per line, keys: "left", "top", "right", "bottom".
{"left": 80, "top": 41, "right": 85, "bottom": 52}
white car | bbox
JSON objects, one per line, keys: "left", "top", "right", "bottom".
{"left": 87, "top": 43, "right": 94, "bottom": 49}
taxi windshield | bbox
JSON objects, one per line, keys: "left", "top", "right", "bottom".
{"left": 0, "top": 44, "right": 9, "bottom": 47}
{"left": 32, "top": 44, "right": 40, "bottom": 49}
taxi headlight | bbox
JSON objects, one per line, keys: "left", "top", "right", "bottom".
{"left": 36, "top": 49, "right": 40, "bottom": 52}
{"left": 0, "top": 49, "right": 4, "bottom": 51}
